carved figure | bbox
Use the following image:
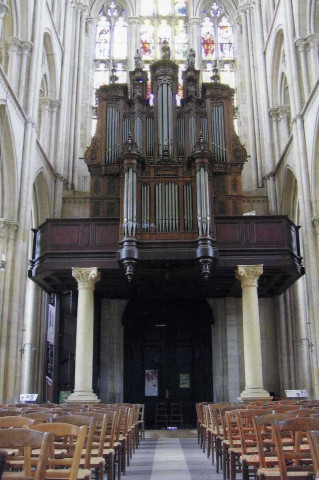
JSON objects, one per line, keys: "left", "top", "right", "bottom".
{"left": 161, "top": 40, "right": 171, "bottom": 60}
{"left": 134, "top": 49, "right": 142, "bottom": 69}
{"left": 187, "top": 48, "right": 195, "bottom": 67}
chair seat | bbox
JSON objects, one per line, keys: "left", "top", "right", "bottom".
{"left": 44, "top": 468, "right": 91, "bottom": 479}
{"left": 257, "top": 467, "right": 313, "bottom": 478}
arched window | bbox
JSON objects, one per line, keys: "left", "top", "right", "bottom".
{"left": 93, "top": 2, "right": 128, "bottom": 95}
{"left": 200, "top": 1, "right": 235, "bottom": 87}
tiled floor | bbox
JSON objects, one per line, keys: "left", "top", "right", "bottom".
{"left": 121, "top": 430, "right": 221, "bottom": 480}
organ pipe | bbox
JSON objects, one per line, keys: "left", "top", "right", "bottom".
{"left": 155, "top": 183, "right": 179, "bottom": 232}
{"left": 123, "top": 166, "right": 137, "bottom": 237}
{"left": 106, "top": 106, "right": 119, "bottom": 163}
{"left": 211, "top": 104, "right": 226, "bottom": 162}
{"left": 196, "top": 166, "right": 210, "bottom": 237}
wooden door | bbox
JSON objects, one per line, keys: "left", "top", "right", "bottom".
{"left": 124, "top": 298, "right": 213, "bottom": 427}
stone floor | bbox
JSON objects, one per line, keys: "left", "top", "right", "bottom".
{"left": 118, "top": 429, "right": 221, "bottom": 480}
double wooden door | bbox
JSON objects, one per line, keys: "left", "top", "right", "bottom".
{"left": 124, "top": 299, "right": 213, "bottom": 427}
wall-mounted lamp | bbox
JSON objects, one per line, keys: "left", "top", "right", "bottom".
{"left": 20, "top": 343, "right": 37, "bottom": 355}
{"left": 299, "top": 337, "right": 314, "bottom": 352}
{"left": 0, "top": 254, "right": 5, "bottom": 271}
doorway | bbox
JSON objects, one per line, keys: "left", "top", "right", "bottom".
{"left": 123, "top": 298, "right": 213, "bottom": 427}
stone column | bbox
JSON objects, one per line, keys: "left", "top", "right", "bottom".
{"left": 18, "top": 41, "right": 32, "bottom": 105}
{"left": 0, "top": 3, "right": 9, "bottom": 39}
{"left": 269, "top": 107, "right": 280, "bottom": 162}
{"left": 39, "top": 97, "right": 50, "bottom": 153}
{"left": 295, "top": 38, "right": 310, "bottom": 99}
{"left": 306, "top": 34, "right": 319, "bottom": 89}
{"left": 189, "top": 18, "right": 200, "bottom": 69}
{"left": 128, "top": 17, "right": 139, "bottom": 71}
{"left": 67, "top": 267, "right": 101, "bottom": 403}
{"left": 49, "top": 100, "right": 59, "bottom": 165}
{"left": 235, "top": 265, "right": 270, "bottom": 400}
{"left": 6, "top": 36, "right": 21, "bottom": 91}
{"left": 278, "top": 105, "right": 291, "bottom": 149}
{"left": 238, "top": 6, "right": 258, "bottom": 189}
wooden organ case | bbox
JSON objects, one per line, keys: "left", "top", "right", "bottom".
{"left": 85, "top": 56, "right": 247, "bottom": 281}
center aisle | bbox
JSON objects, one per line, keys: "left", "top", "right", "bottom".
{"left": 123, "top": 434, "right": 221, "bottom": 480}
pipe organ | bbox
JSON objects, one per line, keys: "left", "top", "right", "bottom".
{"left": 85, "top": 53, "right": 247, "bottom": 280}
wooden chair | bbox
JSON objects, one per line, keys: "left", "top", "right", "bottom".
{"left": 237, "top": 408, "right": 272, "bottom": 480}
{"left": 80, "top": 410, "right": 119, "bottom": 480}
{"left": 255, "top": 415, "right": 316, "bottom": 480}
{"left": 30, "top": 422, "right": 88, "bottom": 480}
{"left": 0, "top": 428, "right": 54, "bottom": 480}
{"left": 169, "top": 403, "right": 183, "bottom": 427}
{"left": 52, "top": 415, "right": 103, "bottom": 480}
{"left": 0, "top": 417, "right": 36, "bottom": 428}
{"left": 306, "top": 430, "right": 319, "bottom": 476}
{"left": 258, "top": 417, "right": 319, "bottom": 480}
{"left": 155, "top": 403, "right": 168, "bottom": 429}
{"left": 137, "top": 404, "right": 145, "bottom": 441}
{"left": 24, "top": 412, "right": 57, "bottom": 423}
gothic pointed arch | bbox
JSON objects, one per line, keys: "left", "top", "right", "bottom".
{"left": 0, "top": 104, "right": 17, "bottom": 220}
{"left": 32, "top": 170, "right": 51, "bottom": 227}
{"left": 281, "top": 167, "right": 298, "bottom": 223}
{"left": 269, "top": 27, "right": 285, "bottom": 107}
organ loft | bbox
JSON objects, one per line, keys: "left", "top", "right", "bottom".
{"left": 84, "top": 48, "right": 247, "bottom": 282}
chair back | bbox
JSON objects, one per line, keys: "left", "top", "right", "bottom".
{"left": 0, "top": 416, "right": 35, "bottom": 428}
{"left": 307, "top": 430, "right": 319, "bottom": 475}
{"left": 273, "top": 417, "right": 319, "bottom": 480}
{"left": 0, "top": 428, "right": 54, "bottom": 480}
{"left": 31, "top": 422, "right": 87, "bottom": 480}
{"left": 52, "top": 414, "right": 96, "bottom": 469}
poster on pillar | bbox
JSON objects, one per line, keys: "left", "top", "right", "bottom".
{"left": 145, "top": 369, "right": 158, "bottom": 396}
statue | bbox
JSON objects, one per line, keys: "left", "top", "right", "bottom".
{"left": 134, "top": 49, "right": 142, "bottom": 69}
{"left": 187, "top": 48, "right": 195, "bottom": 68}
{"left": 161, "top": 40, "right": 171, "bottom": 60}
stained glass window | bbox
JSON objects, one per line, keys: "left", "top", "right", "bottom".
{"left": 140, "top": 20, "right": 155, "bottom": 59}
{"left": 218, "top": 16, "right": 233, "bottom": 59}
{"left": 200, "top": 1, "right": 235, "bottom": 86}
{"left": 201, "top": 17, "right": 215, "bottom": 60}
{"left": 95, "top": 17, "right": 111, "bottom": 59}
{"left": 175, "top": 20, "right": 188, "bottom": 60}
{"left": 174, "top": 0, "right": 187, "bottom": 16}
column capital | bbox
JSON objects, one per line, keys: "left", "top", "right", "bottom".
{"left": 21, "top": 40, "right": 32, "bottom": 54}
{"left": 235, "top": 264, "right": 263, "bottom": 287}
{"left": 189, "top": 17, "right": 201, "bottom": 26}
{"left": 50, "top": 99, "right": 60, "bottom": 112}
{"left": 72, "top": 267, "right": 101, "bottom": 289}
{"left": 295, "top": 37, "right": 307, "bottom": 51}
{"left": 313, "top": 216, "right": 319, "bottom": 234}
{"left": 0, "top": 3, "right": 9, "bottom": 19}
{"left": 0, "top": 218, "right": 19, "bottom": 239}
{"left": 128, "top": 16, "right": 139, "bottom": 25}
{"left": 306, "top": 33, "right": 319, "bottom": 48}
{"left": 6, "top": 36, "right": 22, "bottom": 51}
{"left": 269, "top": 106, "right": 279, "bottom": 119}
{"left": 278, "top": 104, "right": 290, "bottom": 119}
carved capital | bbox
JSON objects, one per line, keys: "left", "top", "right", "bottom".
{"left": 72, "top": 267, "right": 101, "bottom": 290}
{"left": 50, "top": 99, "right": 60, "bottom": 112}
{"left": 21, "top": 40, "right": 32, "bottom": 54}
{"left": 295, "top": 37, "right": 307, "bottom": 52}
{"left": 235, "top": 264, "right": 263, "bottom": 287}
{"left": 0, "top": 3, "right": 9, "bottom": 19}
{"left": 269, "top": 107, "right": 279, "bottom": 120}
{"left": 6, "top": 36, "right": 22, "bottom": 51}
{"left": 313, "top": 216, "right": 319, "bottom": 235}
{"left": 306, "top": 33, "right": 319, "bottom": 48}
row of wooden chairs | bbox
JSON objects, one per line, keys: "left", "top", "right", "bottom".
{"left": 196, "top": 400, "right": 319, "bottom": 480}
{"left": 0, "top": 402, "right": 145, "bottom": 480}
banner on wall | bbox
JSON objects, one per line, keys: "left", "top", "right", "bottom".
{"left": 145, "top": 369, "right": 158, "bottom": 396}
